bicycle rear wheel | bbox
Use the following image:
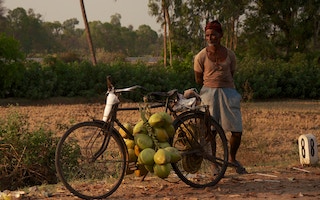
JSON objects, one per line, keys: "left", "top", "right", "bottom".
{"left": 171, "top": 111, "right": 228, "bottom": 188}
{"left": 55, "top": 121, "right": 127, "bottom": 199}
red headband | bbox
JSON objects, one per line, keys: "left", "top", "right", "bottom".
{"left": 205, "top": 21, "right": 223, "bottom": 36}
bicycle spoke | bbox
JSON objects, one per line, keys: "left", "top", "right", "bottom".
{"left": 55, "top": 121, "right": 126, "bottom": 199}
{"left": 171, "top": 112, "right": 228, "bottom": 188}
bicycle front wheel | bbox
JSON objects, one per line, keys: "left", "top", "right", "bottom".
{"left": 55, "top": 121, "right": 127, "bottom": 199}
{"left": 171, "top": 111, "right": 228, "bottom": 188}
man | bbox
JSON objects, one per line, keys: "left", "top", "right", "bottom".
{"left": 193, "top": 20, "right": 247, "bottom": 174}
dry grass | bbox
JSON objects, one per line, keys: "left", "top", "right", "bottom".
{"left": 238, "top": 100, "right": 320, "bottom": 169}
{"left": 1, "top": 98, "right": 320, "bottom": 199}
{"left": 1, "top": 98, "right": 319, "bottom": 170}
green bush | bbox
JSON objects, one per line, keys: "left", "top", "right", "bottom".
{"left": 0, "top": 33, "right": 26, "bottom": 98}
{"left": 0, "top": 109, "right": 68, "bottom": 190}
{"left": 1, "top": 52, "right": 320, "bottom": 100}
{"left": 235, "top": 53, "right": 320, "bottom": 100}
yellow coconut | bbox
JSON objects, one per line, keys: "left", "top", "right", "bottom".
{"left": 134, "top": 164, "right": 148, "bottom": 177}
{"left": 124, "top": 138, "right": 135, "bottom": 149}
{"left": 148, "top": 112, "right": 166, "bottom": 128}
{"left": 154, "top": 127, "right": 169, "bottom": 142}
{"left": 119, "top": 122, "right": 133, "bottom": 138}
{"left": 128, "top": 148, "right": 138, "bottom": 162}
{"left": 133, "top": 120, "right": 147, "bottom": 135}
{"left": 134, "top": 144, "right": 141, "bottom": 157}
{"left": 154, "top": 148, "right": 171, "bottom": 165}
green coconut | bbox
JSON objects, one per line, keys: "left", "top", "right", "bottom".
{"left": 158, "top": 112, "right": 173, "bottom": 126}
{"left": 138, "top": 148, "right": 156, "bottom": 166}
{"left": 164, "top": 146, "right": 181, "bottom": 163}
{"left": 153, "top": 163, "right": 172, "bottom": 179}
{"left": 165, "top": 124, "right": 175, "bottom": 138}
{"left": 158, "top": 142, "right": 171, "bottom": 149}
{"left": 144, "top": 164, "right": 154, "bottom": 173}
{"left": 134, "top": 134, "right": 154, "bottom": 150}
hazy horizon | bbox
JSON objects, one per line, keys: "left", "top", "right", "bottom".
{"left": 3, "top": 0, "right": 161, "bottom": 32}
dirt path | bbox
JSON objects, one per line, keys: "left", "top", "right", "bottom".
{"left": 30, "top": 166, "right": 320, "bottom": 199}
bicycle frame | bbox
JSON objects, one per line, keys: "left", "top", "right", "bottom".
{"left": 101, "top": 77, "right": 176, "bottom": 141}
{"left": 103, "top": 75, "right": 227, "bottom": 168}
{"left": 55, "top": 77, "right": 229, "bottom": 199}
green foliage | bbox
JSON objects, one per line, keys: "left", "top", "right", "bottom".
{"left": 58, "top": 52, "right": 82, "bottom": 63}
{"left": 0, "top": 108, "right": 81, "bottom": 190}
{"left": 0, "top": 33, "right": 25, "bottom": 98}
{"left": 1, "top": 52, "right": 320, "bottom": 101}
{"left": 2, "top": 2, "right": 320, "bottom": 63}
{"left": 6, "top": 8, "right": 55, "bottom": 54}
{"left": 235, "top": 53, "right": 320, "bottom": 100}
{"left": 0, "top": 109, "right": 57, "bottom": 190}
{"left": 0, "top": 33, "right": 24, "bottom": 62}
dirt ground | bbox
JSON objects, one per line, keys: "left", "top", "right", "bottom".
{"left": 0, "top": 98, "right": 320, "bottom": 199}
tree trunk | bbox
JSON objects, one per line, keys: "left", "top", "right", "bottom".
{"left": 80, "top": 0, "right": 97, "bottom": 66}
{"left": 162, "top": 0, "right": 167, "bottom": 67}
{"left": 164, "top": 4, "right": 172, "bottom": 67}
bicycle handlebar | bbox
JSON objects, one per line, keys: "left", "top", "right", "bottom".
{"left": 106, "top": 75, "right": 176, "bottom": 97}
{"left": 106, "top": 75, "right": 147, "bottom": 94}
{"left": 115, "top": 85, "right": 147, "bottom": 93}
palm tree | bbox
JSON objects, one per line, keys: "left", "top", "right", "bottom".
{"left": 79, "top": 0, "right": 97, "bottom": 66}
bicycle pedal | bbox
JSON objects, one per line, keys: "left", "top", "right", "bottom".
{"left": 128, "top": 162, "right": 138, "bottom": 170}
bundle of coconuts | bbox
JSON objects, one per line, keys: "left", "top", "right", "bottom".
{"left": 119, "top": 111, "right": 181, "bottom": 179}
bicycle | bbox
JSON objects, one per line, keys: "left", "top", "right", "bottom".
{"left": 55, "top": 76, "right": 229, "bottom": 199}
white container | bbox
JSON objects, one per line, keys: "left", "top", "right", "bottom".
{"left": 102, "top": 92, "right": 119, "bottom": 122}
{"left": 298, "top": 134, "right": 318, "bottom": 165}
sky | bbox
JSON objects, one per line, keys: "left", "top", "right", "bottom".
{"left": 3, "top": 0, "right": 161, "bottom": 32}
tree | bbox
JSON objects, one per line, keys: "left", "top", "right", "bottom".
{"left": 240, "top": 0, "right": 320, "bottom": 59}
{"left": 149, "top": 0, "right": 171, "bottom": 67}
{"left": 135, "top": 25, "right": 158, "bottom": 55}
{"left": 0, "top": 0, "right": 7, "bottom": 33}
{"left": 148, "top": 0, "right": 212, "bottom": 64}
{"left": 0, "top": 0, "right": 4, "bottom": 15}
{"left": 80, "top": 0, "right": 97, "bottom": 65}
{"left": 44, "top": 21, "right": 63, "bottom": 37}
{"left": 110, "top": 13, "right": 121, "bottom": 27}
{"left": 6, "top": 8, "right": 55, "bottom": 54}
{"left": 0, "top": 33, "right": 25, "bottom": 97}
{"left": 218, "top": 0, "right": 248, "bottom": 50}
{"left": 62, "top": 18, "right": 79, "bottom": 34}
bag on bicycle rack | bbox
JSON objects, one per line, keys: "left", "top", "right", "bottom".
{"left": 173, "top": 88, "right": 201, "bottom": 112}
